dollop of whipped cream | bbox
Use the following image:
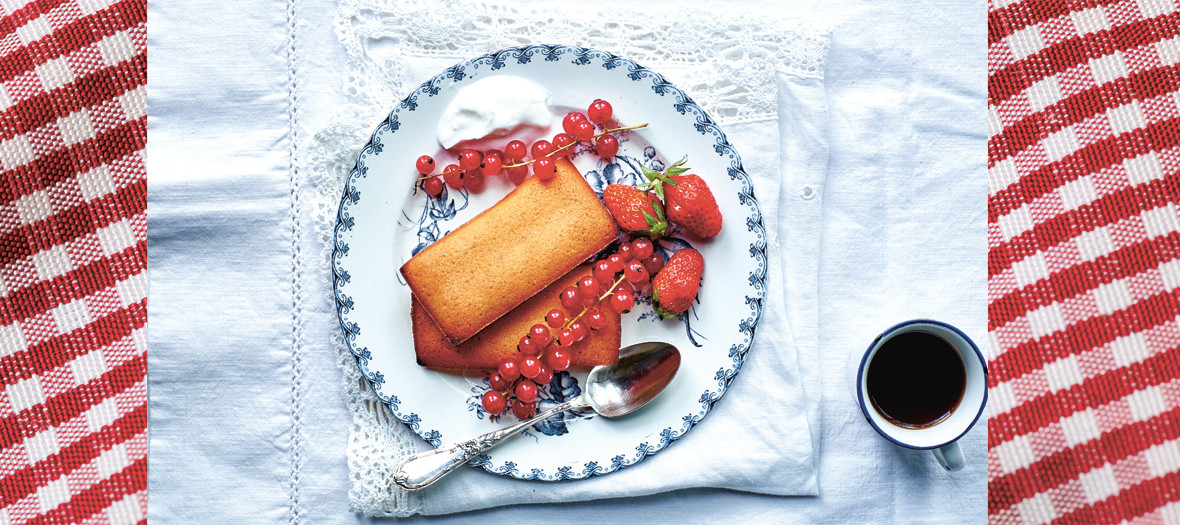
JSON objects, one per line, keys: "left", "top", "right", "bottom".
{"left": 436, "top": 75, "right": 551, "bottom": 150}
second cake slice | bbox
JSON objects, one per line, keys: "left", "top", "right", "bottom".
{"left": 412, "top": 264, "right": 621, "bottom": 371}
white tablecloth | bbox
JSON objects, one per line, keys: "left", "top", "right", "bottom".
{"left": 146, "top": 0, "right": 985, "bottom": 522}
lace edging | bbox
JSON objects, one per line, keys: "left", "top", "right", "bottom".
{"left": 334, "top": 0, "right": 831, "bottom": 125}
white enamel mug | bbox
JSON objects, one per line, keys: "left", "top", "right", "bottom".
{"left": 856, "top": 319, "right": 987, "bottom": 471}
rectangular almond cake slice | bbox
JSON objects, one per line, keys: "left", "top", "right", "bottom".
{"left": 400, "top": 157, "right": 618, "bottom": 344}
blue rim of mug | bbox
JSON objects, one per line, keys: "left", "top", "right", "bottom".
{"left": 855, "top": 319, "right": 988, "bottom": 450}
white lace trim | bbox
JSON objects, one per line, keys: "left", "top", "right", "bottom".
{"left": 305, "top": 116, "right": 424, "bottom": 517}
{"left": 335, "top": 0, "right": 830, "bottom": 126}
{"left": 311, "top": 0, "right": 829, "bottom": 517}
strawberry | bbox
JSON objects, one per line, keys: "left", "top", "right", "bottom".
{"left": 664, "top": 174, "right": 722, "bottom": 238}
{"left": 651, "top": 247, "right": 704, "bottom": 319}
{"left": 602, "top": 184, "right": 668, "bottom": 237}
{"left": 636, "top": 156, "right": 722, "bottom": 239}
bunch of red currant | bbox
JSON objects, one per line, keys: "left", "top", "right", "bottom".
{"left": 480, "top": 237, "right": 661, "bottom": 420}
{"left": 413, "top": 99, "right": 645, "bottom": 197}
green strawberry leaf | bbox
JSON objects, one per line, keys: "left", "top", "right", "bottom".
{"left": 650, "top": 288, "right": 677, "bottom": 319}
{"left": 664, "top": 156, "right": 689, "bottom": 179}
{"left": 638, "top": 209, "right": 667, "bottom": 237}
{"left": 642, "top": 209, "right": 657, "bottom": 228}
{"left": 654, "top": 304, "right": 677, "bottom": 320}
{"left": 651, "top": 180, "right": 666, "bottom": 201}
{"left": 640, "top": 165, "right": 661, "bottom": 182}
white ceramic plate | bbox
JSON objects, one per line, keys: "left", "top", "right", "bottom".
{"left": 332, "top": 45, "right": 767, "bottom": 481}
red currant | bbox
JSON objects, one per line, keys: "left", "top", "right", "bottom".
{"left": 544, "top": 348, "right": 572, "bottom": 371}
{"left": 529, "top": 324, "right": 551, "bottom": 345}
{"left": 557, "top": 329, "right": 576, "bottom": 347}
{"left": 423, "top": 176, "right": 443, "bottom": 197}
{"left": 546, "top": 309, "right": 566, "bottom": 328}
{"left": 569, "top": 321, "right": 587, "bottom": 341}
{"left": 488, "top": 372, "right": 508, "bottom": 391}
{"left": 480, "top": 150, "right": 503, "bottom": 176}
{"left": 482, "top": 390, "right": 507, "bottom": 414}
{"left": 562, "top": 112, "right": 587, "bottom": 135}
{"left": 631, "top": 238, "right": 654, "bottom": 259}
{"left": 617, "top": 242, "right": 634, "bottom": 260}
{"left": 593, "top": 260, "right": 615, "bottom": 283}
{"left": 560, "top": 287, "right": 582, "bottom": 310}
{"left": 606, "top": 254, "right": 626, "bottom": 271}
{"left": 530, "top": 139, "right": 554, "bottom": 160}
{"left": 585, "top": 308, "right": 605, "bottom": 330}
{"left": 595, "top": 134, "right": 619, "bottom": 159}
{"left": 498, "top": 359, "right": 520, "bottom": 381}
{"left": 458, "top": 149, "right": 482, "bottom": 171}
{"left": 552, "top": 133, "right": 575, "bottom": 157}
{"left": 610, "top": 290, "right": 634, "bottom": 314}
{"left": 443, "top": 164, "right": 463, "bottom": 189}
{"left": 642, "top": 253, "right": 665, "bottom": 275}
{"left": 505, "top": 164, "right": 529, "bottom": 184}
{"left": 512, "top": 400, "right": 536, "bottom": 419}
{"left": 462, "top": 170, "right": 485, "bottom": 192}
{"left": 578, "top": 275, "right": 601, "bottom": 298}
{"left": 416, "top": 155, "right": 435, "bottom": 175}
{"left": 519, "top": 356, "right": 543, "bottom": 380}
{"left": 518, "top": 335, "right": 537, "bottom": 354}
{"left": 514, "top": 380, "right": 538, "bottom": 403}
{"left": 624, "top": 261, "right": 649, "bottom": 282}
{"left": 615, "top": 279, "right": 635, "bottom": 296}
{"left": 534, "top": 366, "right": 553, "bottom": 385}
{"left": 534, "top": 157, "right": 556, "bottom": 181}
{"left": 587, "top": 99, "right": 613, "bottom": 124}
{"left": 504, "top": 140, "right": 527, "bottom": 161}
{"left": 572, "top": 120, "right": 596, "bottom": 142}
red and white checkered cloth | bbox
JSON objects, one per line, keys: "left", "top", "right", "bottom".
{"left": 989, "top": 0, "right": 1180, "bottom": 523}
{"left": 0, "top": 0, "right": 145, "bottom": 523}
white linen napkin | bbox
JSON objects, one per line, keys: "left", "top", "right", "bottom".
{"left": 304, "top": 0, "right": 832, "bottom": 516}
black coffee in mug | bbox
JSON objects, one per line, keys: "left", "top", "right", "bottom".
{"left": 866, "top": 331, "right": 965, "bottom": 429}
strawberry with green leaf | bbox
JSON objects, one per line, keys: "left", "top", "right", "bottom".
{"left": 639, "top": 156, "right": 722, "bottom": 239}
{"left": 638, "top": 155, "right": 691, "bottom": 201}
{"left": 602, "top": 184, "right": 668, "bottom": 238}
{"left": 651, "top": 247, "right": 704, "bottom": 319}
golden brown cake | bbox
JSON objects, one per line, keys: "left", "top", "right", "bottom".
{"left": 412, "top": 264, "right": 622, "bottom": 371}
{"left": 400, "top": 157, "right": 618, "bottom": 344}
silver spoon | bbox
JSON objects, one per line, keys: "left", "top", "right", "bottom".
{"left": 394, "top": 341, "right": 681, "bottom": 490}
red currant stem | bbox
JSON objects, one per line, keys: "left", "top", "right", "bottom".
{"left": 544, "top": 143, "right": 575, "bottom": 158}
{"left": 561, "top": 272, "right": 627, "bottom": 330}
{"left": 596, "top": 122, "right": 648, "bottom": 137}
{"left": 595, "top": 274, "right": 629, "bottom": 304}
{"left": 502, "top": 159, "right": 536, "bottom": 169}
{"left": 531, "top": 274, "right": 628, "bottom": 358}
{"left": 542, "top": 123, "right": 650, "bottom": 159}
{"left": 417, "top": 168, "right": 461, "bottom": 181}
{"left": 435, "top": 123, "right": 653, "bottom": 177}
{"left": 497, "top": 120, "right": 651, "bottom": 165}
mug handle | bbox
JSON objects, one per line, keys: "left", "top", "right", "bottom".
{"left": 931, "top": 441, "right": 964, "bottom": 471}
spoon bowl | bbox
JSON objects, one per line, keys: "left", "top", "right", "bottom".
{"left": 587, "top": 341, "right": 682, "bottom": 417}
{"left": 394, "top": 341, "right": 681, "bottom": 490}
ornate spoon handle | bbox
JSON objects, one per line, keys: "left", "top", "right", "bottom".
{"left": 393, "top": 396, "right": 587, "bottom": 490}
